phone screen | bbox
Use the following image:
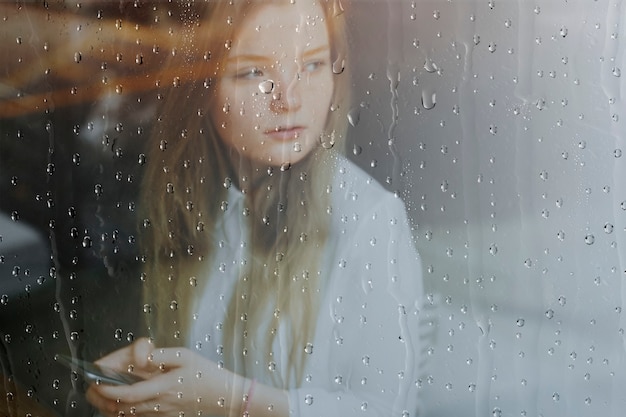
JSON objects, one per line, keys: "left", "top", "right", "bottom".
{"left": 55, "top": 354, "right": 144, "bottom": 386}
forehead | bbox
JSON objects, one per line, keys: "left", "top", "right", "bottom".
{"left": 232, "top": 3, "right": 330, "bottom": 56}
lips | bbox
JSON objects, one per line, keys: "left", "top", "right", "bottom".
{"left": 264, "top": 126, "right": 304, "bottom": 141}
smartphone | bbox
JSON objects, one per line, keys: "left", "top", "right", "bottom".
{"left": 55, "top": 354, "right": 145, "bottom": 386}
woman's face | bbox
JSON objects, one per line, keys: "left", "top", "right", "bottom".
{"left": 212, "top": 2, "right": 334, "bottom": 168}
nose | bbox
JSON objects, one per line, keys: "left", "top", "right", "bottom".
{"left": 269, "top": 72, "right": 301, "bottom": 114}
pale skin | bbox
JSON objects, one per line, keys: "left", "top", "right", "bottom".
{"left": 212, "top": 1, "right": 333, "bottom": 169}
{"left": 86, "top": 2, "right": 334, "bottom": 416}
{"left": 85, "top": 338, "right": 288, "bottom": 417}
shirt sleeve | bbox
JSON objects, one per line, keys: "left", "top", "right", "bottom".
{"left": 287, "top": 192, "right": 424, "bottom": 417}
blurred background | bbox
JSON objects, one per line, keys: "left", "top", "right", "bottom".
{"left": 1, "top": 1, "right": 626, "bottom": 416}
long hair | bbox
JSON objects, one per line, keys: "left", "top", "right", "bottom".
{"left": 138, "top": 0, "right": 350, "bottom": 387}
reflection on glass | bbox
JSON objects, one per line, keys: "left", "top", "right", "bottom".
{"left": 1, "top": 2, "right": 423, "bottom": 417}
{"left": 5, "top": 1, "right": 625, "bottom": 417}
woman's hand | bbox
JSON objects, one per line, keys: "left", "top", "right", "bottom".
{"left": 85, "top": 338, "right": 246, "bottom": 417}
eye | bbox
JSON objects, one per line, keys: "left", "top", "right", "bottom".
{"left": 302, "top": 60, "right": 325, "bottom": 73}
{"left": 236, "top": 67, "right": 264, "bottom": 80}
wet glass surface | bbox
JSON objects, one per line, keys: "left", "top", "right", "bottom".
{"left": 1, "top": 1, "right": 626, "bottom": 416}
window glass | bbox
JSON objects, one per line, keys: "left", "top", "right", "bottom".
{"left": 1, "top": 1, "right": 625, "bottom": 416}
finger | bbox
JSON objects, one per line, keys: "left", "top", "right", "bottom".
{"left": 86, "top": 385, "right": 118, "bottom": 417}
{"left": 149, "top": 347, "right": 198, "bottom": 369}
{"left": 88, "top": 391, "right": 153, "bottom": 417}
{"left": 95, "top": 345, "right": 134, "bottom": 368}
{"left": 96, "top": 338, "right": 154, "bottom": 373}
{"left": 131, "top": 337, "right": 155, "bottom": 369}
{"left": 93, "top": 373, "right": 171, "bottom": 404}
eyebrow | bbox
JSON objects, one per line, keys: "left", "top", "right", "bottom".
{"left": 226, "top": 45, "right": 330, "bottom": 65}
{"left": 301, "top": 45, "right": 331, "bottom": 59}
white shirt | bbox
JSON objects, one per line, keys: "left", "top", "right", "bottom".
{"left": 189, "top": 158, "right": 424, "bottom": 416}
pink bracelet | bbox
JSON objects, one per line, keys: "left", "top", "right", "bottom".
{"left": 242, "top": 378, "right": 256, "bottom": 416}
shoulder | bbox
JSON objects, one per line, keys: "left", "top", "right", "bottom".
{"left": 329, "top": 156, "right": 401, "bottom": 207}
{"left": 327, "top": 156, "right": 411, "bottom": 229}
{"left": 323, "top": 155, "right": 423, "bottom": 297}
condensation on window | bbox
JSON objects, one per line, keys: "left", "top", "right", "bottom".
{"left": 1, "top": 1, "right": 625, "bottom": 416}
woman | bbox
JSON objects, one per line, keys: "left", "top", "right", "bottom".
{"left": 86, "top": 1, "right": 423, "bottom": 416}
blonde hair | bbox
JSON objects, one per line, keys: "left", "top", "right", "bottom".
{"left": 138, "top": 0, "right": 350, "bottom": 386}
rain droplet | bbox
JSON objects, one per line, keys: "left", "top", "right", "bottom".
{"left": 421, "top": 90, "right": 436, "bottom": 110}
{"left": 332, "top": 57, "right": 345, "bottom": 74}
{"left": 424, "top": 59, "right": 438, "bottom": 73}
{"left": 258, "top": 80, "right": 274, "bottom": 94}
{"left": 347, "top": 108, "right": 361, "bottom": 127}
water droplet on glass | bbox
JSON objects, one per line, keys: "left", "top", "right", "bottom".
{"left": 424, "top": 59, "right": 438, "bottom": 73}
{"left": 421, "top": 90, "right": 436, "bottom": 110}
{"left": 258, "top": 80, "right": 274, "bottom": 94}
{"left": 347, "top": 108, "right": 361, "bottom": 127}
{"left": 332, "top": 58, "right": 345, "bottom": 74}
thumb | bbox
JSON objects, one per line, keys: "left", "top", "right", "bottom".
{"left": 131, "top": 337, "right": 155, "bottom": 370}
